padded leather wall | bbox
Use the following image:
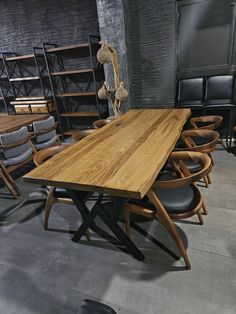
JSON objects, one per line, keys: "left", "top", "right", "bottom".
{"left": 206, "top": 76, "right": 233, "bottom": 100}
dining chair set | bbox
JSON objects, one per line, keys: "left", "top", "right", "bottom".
{"left": 0, "top": 116, "right": 60, "bottom": 198}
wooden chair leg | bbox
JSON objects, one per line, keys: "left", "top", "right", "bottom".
{"left": 202, "top": 199, "right": 208, "bottom": 215}
{"left": 124, "top": 205, "right": 131, "bottom": 239}
{"left": 204, "top": 175, "right": 209, "bottom": 188}
{"left": 44, "top": 187, "right": 56, "bottom": 230}
{"left": 0, "top": 167, "right": 20, "bottom": 198}
{"left": 208, "top": 153, "right": 214, "bottom": 166}
{"left": 206, "top": 173, "right": 212, "bottom": 184}
{"left": 197, "top": 212, "right": 204, "bottom": 225}
{"left": 147, "top": 189, "right": 191, "bottom": 270}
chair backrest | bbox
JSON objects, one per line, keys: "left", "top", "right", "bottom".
{"left": 181, "top": 129, "right": 220, "bottom": 153}
{"left": 93, "top": 119, "right": 112, "bottom": 129}
{"left": 177, "top": 78, "right": 204, "bottom": 107}
{"left": 0, "top": 126, "right": 33, "bottom": 166}
{"left": 190, "top": 115, "right": 223, "bottom": 130}
{"left": 205, "top": 75, "right": 234, "bottom": 105}
{"left": 155, "top": 151, "right": 212, "bottom": 189}
{"left": 33, "top": 145, "right": 70, "bottom": 166}
{"left": 72, "top": 129, "right": 97, "bottom": 142}
{"left": 32, "top": 116, "right": 58, "bottom": 149}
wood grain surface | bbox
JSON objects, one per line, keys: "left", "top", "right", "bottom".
{"left": 24, "top": 109, "right": 190, "bottom": 199}
{"left": 0, "top": 114, "right": 49, "bottom": 134}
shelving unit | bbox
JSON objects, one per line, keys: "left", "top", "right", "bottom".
{"left": 0, "top": 55, "right": 14, "bottom": 114}
{"left": 1, "top": 50, "right": 54, "bottom": 115}
{"left": 43, "top": 35, "right": 108, "bottom": 135}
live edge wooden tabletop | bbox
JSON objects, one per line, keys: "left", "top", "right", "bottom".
{"left": 24, "top": 109, "right": 190, "bottom": 199}
{"left": 0, "top": 114, "right": 49, "bottom": 134}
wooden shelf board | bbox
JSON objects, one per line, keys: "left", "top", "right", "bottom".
{"left": 46, "top": 43, "right": 90, "bottom": 53}
{"left": 10, "top": 76, "right": 40, "bottom": 82}
{"left": 56, "top": 92, "right": 96, "bottom": 97}
{"left": 5, "top": 54, "right": 35, "bottom": 61}
{"left": 15, "top": 96, "right": 47, "bottom": 101}
{"left": 60, "top": 111, "right": 99, "bottom": 117}
{"left": 51, "top": 69, "right": 93, "bottom": 76}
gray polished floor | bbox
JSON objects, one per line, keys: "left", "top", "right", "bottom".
{"left": 0, "top": 147, "right": 235, "bottom": 314}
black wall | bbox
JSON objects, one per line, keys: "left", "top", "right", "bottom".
{"left": 125, "top": 0, "right": 177, "bottom": 108}
{"left": 0, "top": 0, "right": 99, "bottom": 54}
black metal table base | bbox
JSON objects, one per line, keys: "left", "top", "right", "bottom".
{"left": 68, "top": 190, "right": 145, "bottom": 261}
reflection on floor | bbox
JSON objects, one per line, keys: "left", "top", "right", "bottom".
{"left": 0, "top": 147, "right": 235, "bottom": 314}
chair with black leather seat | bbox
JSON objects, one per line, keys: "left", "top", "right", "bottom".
{"left": 80, "top": 299, "right": 117, "bottom": 314}
{"left": 176, "top": 78, "right": 204, "bottom": 109}
{"left": 180, "top": 129, "right": 219, "bottom": 187}
{"left": 33, "top": 145, "right": 90, "bottom": 239}
{"left": 205, "top": 75, "right": 235, "bottom": 146}
{"left": 124, "top": 151, "right": 211, "bottom": 269}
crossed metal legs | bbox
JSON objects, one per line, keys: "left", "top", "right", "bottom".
{"left": 68, "top": 190, "right": 145, "bottom": 261}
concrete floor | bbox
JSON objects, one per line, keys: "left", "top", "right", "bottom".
{"left": 0, "top": 147, "right": 235, "bottom": 314}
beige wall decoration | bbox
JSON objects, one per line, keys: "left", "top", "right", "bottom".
{"left": 97, "top": 41, "right": 128, "bottom": 116}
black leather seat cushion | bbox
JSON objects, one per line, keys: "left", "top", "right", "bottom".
{"left": 80, "top": 299, "right": 117, "bottom": 314}
{"left": 51, "top": 187, "right": 89, "bottom": 200}
{"left": 128, "top": 184, "right": 200, "bottom": 214}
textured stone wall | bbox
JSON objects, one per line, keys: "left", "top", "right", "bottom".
{"left": 0, "top": 0, "right": 99, "bottom": 53}
{"left": 125, "top": 0, "right": 177, "bottom": 108}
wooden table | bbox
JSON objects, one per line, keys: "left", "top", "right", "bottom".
{"left": 0, "top": 114, "right": 49, "bottom": 134}
{"left": 24, "top": 109, "right": 191, "bottom": 265}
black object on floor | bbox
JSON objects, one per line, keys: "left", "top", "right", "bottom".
{"left": 80, "top": 299, "right": 117, "bottom": 314}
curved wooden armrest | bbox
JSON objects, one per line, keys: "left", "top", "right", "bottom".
{"left": 190, "top": 115, "right": 223, "bottom": 130}
{"left": 181, "top": 129, "right": 219, "bottom": 152}
{"left": 33, "top": 144, "right": 71, "bottom": 166}
{"left": 152, "top": 151, "right": 212, "bottom": 189}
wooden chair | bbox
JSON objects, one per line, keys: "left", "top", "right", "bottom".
{"left": 124, "top": 151, "right": 211, "bottom": 269}
{"left": 190, "top": 115, "right": 223, "bottom": 130}
{"left": 177, "top": 129, "right": 219, "bottom": 187}
{"left": 31, "top": 116, "right": 61, "bottom": 150}
{"left": 72, "top": 129, "right": 97, "bottom": 142}
{"left": 93, "top": 118, "right": 113, "bottom": 129}
{"left": 0, "top": 126, "right": 35, "bottom": 198}
{"left": 33, "top": 145, "right": 90, "bottom": 240}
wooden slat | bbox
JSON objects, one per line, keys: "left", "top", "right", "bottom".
{"left": 15, "top": 97, "right": 45, "bottom": 101}
{"left": 46, "top": 43, "right": 90, "bottom": 53}
{"left": 0, "top": 114, "right": 49, "bottom": 133}
{"left": 5, "top": 54, "right": 35, "bottom": 61}
{"left": 60, "top": 112, "right": 99, "bottom": 117}
{"left": 24, "top": 109, "right": 191, "bottom": 199}
{"left": 11, "top": 99, "right": 52, "bottom": 105}
{"left": 51, "top": 69, "right": 93, "bottom": 76}
{"left": 56, "top": 92, "right": 96, "bottom": 97}
{"left": 10, "top": 76, "right": 40, "bottom": 82}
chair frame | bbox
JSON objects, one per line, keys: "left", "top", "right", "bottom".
{"left": 30, "top": 123, "right": 61, "bottom": 151}
{"left": 190, "top": 115, "right": 223, "bottom": 130}
{"left": 33, "top": 145, "right": 90, "bottom": 240}
{"left": 124, "top": 151, "right": 212, "bottom": 269}
{"left": 180, "top": 129, "right": 219, "bottom": 187}
{"left": 0, "top": 134, "right": 36, "bottom": 198}
{"left": 93, "top": 118, "right": 113, "bottom": 129}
